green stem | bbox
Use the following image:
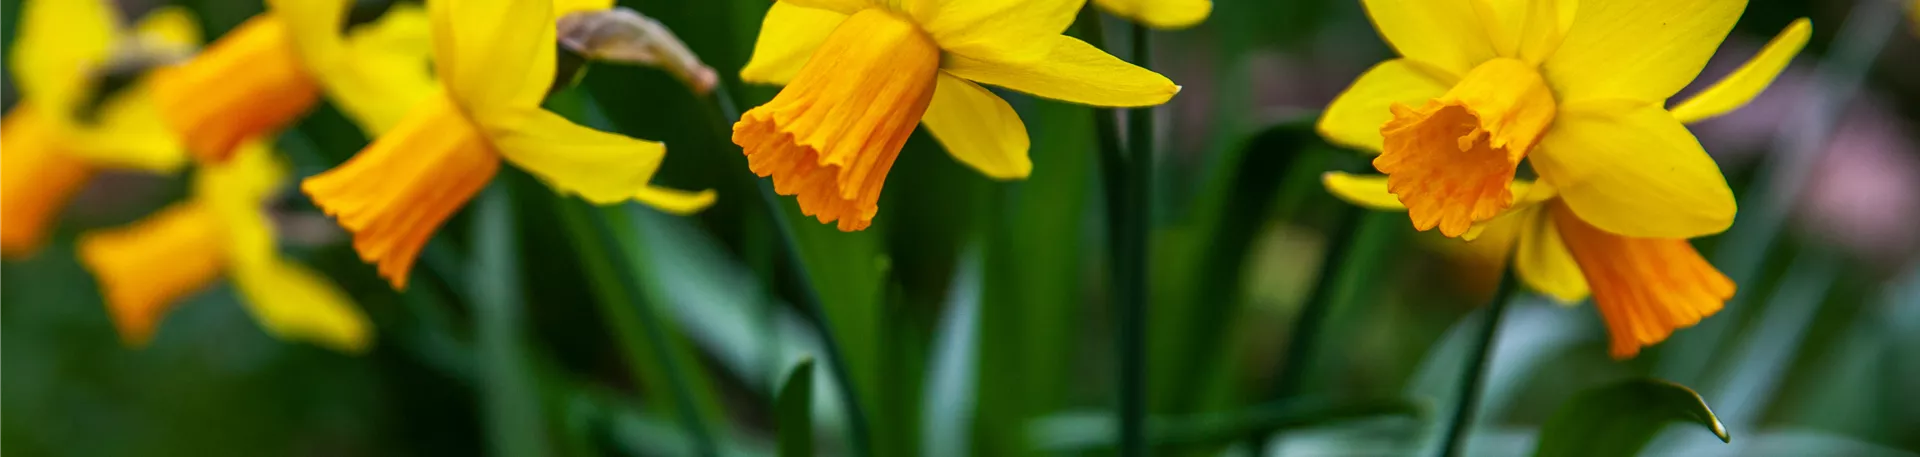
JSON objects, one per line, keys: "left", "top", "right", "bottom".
{"left": 1117, "top": 21, "right": 1155, "bottom": 457}
{"left": 1436, "top": 265, "right": 1518, "bottom": 457}
{"left": 1077, "top": 10, "right": 1156, "bottom": 456}
{"left": 711, "top": 84, "right": 874, "bottom": 457}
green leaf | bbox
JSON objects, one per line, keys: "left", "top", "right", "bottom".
{"left": 779, "top": 357, "right": 817, "bottom": 457}
{"left": 1534, "top": 379, "right": 1730, "bottom": 457}
{"left": 470, "top": 184, "right": 551, "bottom": 457}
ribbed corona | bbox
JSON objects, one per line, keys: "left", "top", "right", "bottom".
{"left": 79, "top": 203, "right": 227, "bottom": 345}
{"left": 150, "top": 13, "right": 320, "bottom": 163}
{"left": 1376, "top": 58, "right": 1556, "bottom": 237}
{"left": 1, "top": 105, "right": 95, "bottom": 257}
{"left": 1552, "top": 204, "right": 1734, "bottom": 358}
{"left": 302, "top": 93, "right": 499, "bottom": 289}
{"left": 731, "top": 8, "right": 940, "bottom": 231}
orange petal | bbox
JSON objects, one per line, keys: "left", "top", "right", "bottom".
{"left": 730, "top": 8, "right": 940, "bottom": 231}
{"left": 1551, "top": 203, "right": 1734, "bottom": 359}
{"left": 1374, "top": 57, "right": 1555, "bottom": 237}
{"left": 149, "top": 14, "right": 319, "bottom": 163}
{"left": 302, "top": 92, "right": 499, "bottom": 289}
{"left": 78, "top": 203, "right": 228, "bottom": 346}
{"left": 1, "top": 105, "right": 95, "bottom": 258}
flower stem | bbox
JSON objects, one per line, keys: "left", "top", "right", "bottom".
{"left": 1437, "top": 265, "right": 1518, "bottom": 457}
{"left": 711, "top": 84, "right": 874, "bottom": 457}
{"left": 1079, "top": 9, "right": 1157, "bottom": 456}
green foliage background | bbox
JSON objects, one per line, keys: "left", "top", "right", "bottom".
{"left": 4, "top": 0, "right": 1919, "bottom": 456}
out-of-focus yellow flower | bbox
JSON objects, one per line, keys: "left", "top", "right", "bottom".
{"left": 736, "top": 0, "right": 1180, "bottom": 231}
{"left": 1, "top": 0, "right": 198, "bottom": 258}
{"left": 1318, "top": 0, "right": 1803, "bottom": 240}
{"left": 302, "top": 0, "right": 715, "bottom": 290}
{"left": 1093, "top": 0, "right": 1211, "bottom": 30}
{"left": 1320, "top": 16, "right": 1811, "bottom": 358}
{"left": 148, "top": 0, "right": 433, "bottom": 162}
{"left": 79, "top": 144, "right": 372, "bottom": 352}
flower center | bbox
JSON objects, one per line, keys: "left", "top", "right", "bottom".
{"left": 150, "top": 13, "right": 320, "bottom": 163}
{"left": 731, "top": 8, "right": 941, "bottom": 231}
{"left": 1375, "top": 57, "right": 1555, "bottom": 237}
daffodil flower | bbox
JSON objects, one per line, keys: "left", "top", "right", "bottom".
{"left": 735, "top": 0, "right": 1180, "bottom": 231}
{"left": 1319, "top": 0, "right": 1797, "bottom": 240}
{"left": 148, "top": 0, "right": 434, "bottom": 162}
{"left": 1323, "top": 16, "right": 1813, "bottom": 358}
{"left": 1092, "top": 0, "right": 1211, "bottom": 30}
{"left": 79, "top": 143, "right": 372, "bottom": 352}
{"left": 1, "top": 0, "right": 197, "bottom": 257}
{"left": 302, "top": 0, "right": 716, "bottom": 290}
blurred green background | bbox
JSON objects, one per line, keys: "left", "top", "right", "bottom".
{"left": 4, "top": 0, "right": 1919, "bottom": 456}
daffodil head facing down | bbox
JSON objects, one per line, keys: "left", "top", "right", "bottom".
{"left": 303, "top": 0, "right": 714, "bottom": 290}
{"left": 80, "top": 144, "right": 372, "bottom": 352}
{"left": 735, "top": 0, "right": 1181, "bottom": 231}
{"left": 1320, "top": 0, "right": 1809, "bottom": 241}
{"left": 2, "top": 1, "right": 200, "bottom": 257}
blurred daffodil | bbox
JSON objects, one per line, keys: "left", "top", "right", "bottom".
{"left": 1093, "top": 0, "right": 1211, "bottom": 29}
{"left": 79, "top": 144, "right": 372, "bottom": 352}
{"left": 302, "top": 0, "right": 715, "bottom": 290}
{"left": 1, "top": 0, "right": 198, "bottom": 257}
{"left": 736, "top": 0, "right": 1180, "bottom": 231}
{"left": 1319, "top": 0, "right": 1798, "bottom": 240}
{"left": 1322, "top": 17, "right": 1812, "bottom": 358}
{"left": 148, "top": 0, "right": 434, "bottom": 162}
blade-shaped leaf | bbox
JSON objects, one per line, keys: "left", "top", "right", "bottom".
{"left": 780, "top": 357, "right": 817, "bottom": 457}
{"left": 1534, "top": 379, "right": 1729, "bottom": 457}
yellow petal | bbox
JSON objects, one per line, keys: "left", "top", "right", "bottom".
{"left": 911, "top": 0, "right": 1082, "bottom": 64}
{"left": 67, "top": 89, "right": 191, "bottom": 173}
{"left": 553, "top": 0, "right": 615, "bottom": 16}
{"left": 1471, "top": 0, "right": 1576, "bottom": 63}
{"left": 1322, "top": 172, "right": 1407, "bottom": 211}
{"left": 195, "top": 143, "right": 288, "bottom": 219}
{"left": 1531, "top": 99, "right": 1735, "bottom": 238}
{"left": 232, "top": 256, "right": 374, "bottom": 353}
{"left": 431, "top": 0, "right": 557, "bottom": 114}
{"left": 740, "top": 2, "right": 848, "bottom": 85}
{"left": 1515, "top": 207, "right": 1589, "bottom": 303}
{"left": 921, "top": 73, "right": 1031, "bottom": 179}
{"left": 1541, "top": 0, "right": 1746, "bottom": 103}
{"left": 133, "top": 6, "right": 204, "bottom": 49}
{"left": 332, "top": 5, "right": 439, "bottom": 134}
{"left": 1316, "top": 59, "right": 1452, "bottom": 153}
{"left": 1362, "top": 0, "right": 1498, "bottom": 78}
{"left": 1092, "top": 0, "right": 1211, "bottom": 30}
{"left": 493, "top": 108, "right": 717, "bottom": 210}
{"left": 11, "top": 0, "right": 119, "bottom": 121}
{"left": 942, "top": 35, "right": 1179, "bottom": 108}
{"left": 782, "top": 0, "right": 873, "bottom": 14}
{"left": 1669, "top": 18, "right": 1810, "bottom": 124}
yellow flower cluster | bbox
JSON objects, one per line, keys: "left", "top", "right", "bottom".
{"left": 0, "top": 0, "right": 1799, "bottom": 362}
{"left": 1317, "top": 0, "right": 1810, "bottom": 358}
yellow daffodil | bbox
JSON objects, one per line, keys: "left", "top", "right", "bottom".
{"left": 1319, "top": 0, "right": 1797, "bottom": 240}
{"left": 302, "top": 0, "right": 715, "bottom": 290}
{"left": 79, "top": 143, "right": 372, "bottom": 352}
{"left": 1093, "top": 0, "right": 1211, "bottom": 30}
{"left": 1, "top": 0, "right": 197, "bottom": 257}
{"left": 735, "top": 0, "right": 1180, "bottom": 231}
{"left": 1324, "top": 17, "right": 1814, "bottom": 358}
{"left": 148, "top": 0, "right": 433, "bottom": 162}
